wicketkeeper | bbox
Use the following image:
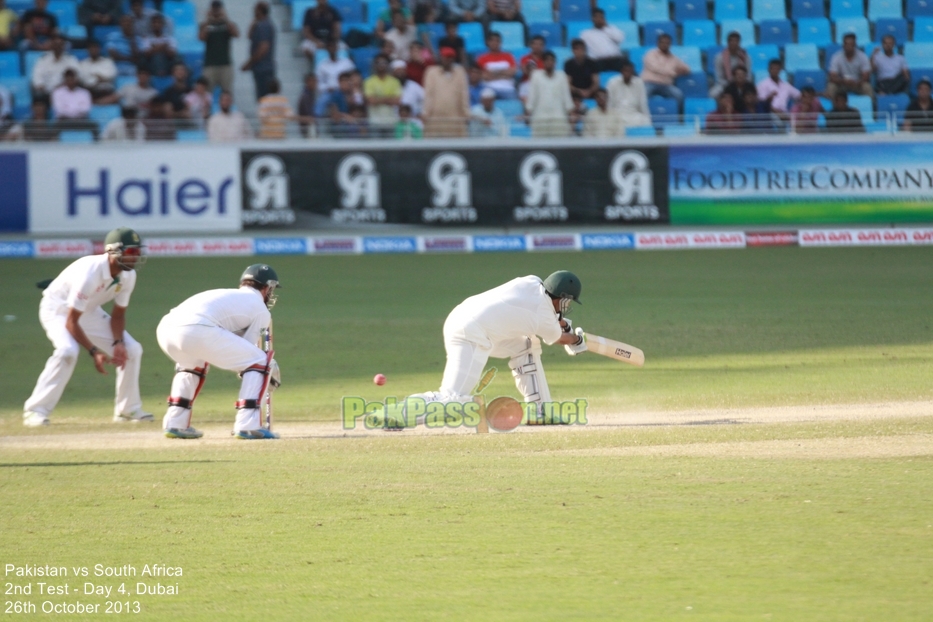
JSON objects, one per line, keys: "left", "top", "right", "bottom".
{"left": 23, "top": 227, "right": 150, "bottom": 427}
{"left": 407, "top": 270, "right": 587, "bottom": 420}
{"left": 156, "top": 264, "right": 282, "bottom": 440}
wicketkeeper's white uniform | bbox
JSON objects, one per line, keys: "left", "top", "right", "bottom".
{"left": 156, "top": 286, "right": 272, "bottom": 433}
{"left": 24, "top": 254, "right": 143, "bottom": 417}
{"left": 427, "top": 276, "right": 563, "bottom": 405}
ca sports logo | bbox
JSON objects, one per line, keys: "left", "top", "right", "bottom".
{"left": 332, "top": 153, "right": 387, "bottom": 223}
{"left": 514, "top": 151, "right": 568, "bottom": 222}
{"left": 421, "top": 152, "right": 477, "bottom": 223}
{"left": 604, "top": 150, "right": 661, "bottom": 221}
{"left": 243, "top": 155, "right": 296, "bottom": 226}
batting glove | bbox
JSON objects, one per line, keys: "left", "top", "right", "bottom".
{"left": 564, "top": 327, "right": 588, "bottom": 356}
{"left": 561, "top": 317, "right": 573, "bottom": 333}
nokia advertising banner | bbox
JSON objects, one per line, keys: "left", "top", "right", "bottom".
{"left": 240, "top": 146, "right": 669, "bottom": 227}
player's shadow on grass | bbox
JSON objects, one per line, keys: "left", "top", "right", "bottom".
{"left": 0, "top": 460, "right": 232, "bottom": 468}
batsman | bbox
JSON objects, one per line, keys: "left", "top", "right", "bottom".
{"left": 408, "top": 270, "right": 587, "bottom": 420}
{"left": 155, "top": 264, "right": 282, "bottom": 440}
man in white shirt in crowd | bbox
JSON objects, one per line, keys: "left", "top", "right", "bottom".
{"left": 31, "top": 33, "right": 80, "bottom": 99}
{"left": 51, "top": 68, "right": 92, "bottom": 119}
{"left": 99, "top": 65, "right": 158, "bottom": 115}
{"left": 156, "top": 264, "right": 282, "bottom": 440}
{"left": 469, "top": 86, "right": 507, "bottom": 136}
{"left": 827, "top": 33, "right": 873, "bottom": 99}
{"left": 584, "top": 87, "right": 621, "bottom": 137}
{"left": 392, "top": 58, "right": 424, "bottom": 118}
{"left": 641, "top": 33, "right": 691, "bottom": 106}
{"left": 315, "top": 37, "right": 355, "bottom": 97}
{"left": 101, "top": 106, "right": 146, "bottom": 141}
{"left": 606, "top": 59, "right": 651, "bottom": 127}
{"left": 580, "top": 7, "right": 624, "bottom": 72}
{"left": 711, "top": 30, "right": 750, "bottom": 98}
{"left": 526, "top": 49, "right": 572, "bottom": 136}
{"left": 756, "top": 57, "right": 800, "bottom": 117}
{"left": 140, "top": 13, "right": 178, "bottom": 76}
{"left": 872, "top": 34, "right": 910, "bottom": 95}
{"left": 23, "top": 228, "right": 150, "bottom": 427}
{"left": 208, "top": 90, "right": 253, "bottom": 141}
{"left": 382, "top": 271, "right": 586, "bottom": 430}
{"left": 78, "top": 38, "right": 117, "bottom": 100}
{"left": 384, "top": 10, "right": 415, "bottom": 61}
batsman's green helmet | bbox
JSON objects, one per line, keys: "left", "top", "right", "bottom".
{"left": 240, "top": 264, "right": 281, "bottom": 288}
{"left": 543, "top": 270, "right": 582, "bottom": 304}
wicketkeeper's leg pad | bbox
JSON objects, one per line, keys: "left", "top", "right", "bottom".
{"left": 163, "top": 364, "right": 209, "bottom": 430}
{"left": 234, "top": 351, "right": 273, "bottom": 432}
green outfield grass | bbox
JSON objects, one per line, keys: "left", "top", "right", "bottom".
{"left": 671, "top": 198, "right": 933, "bottom": 224}
{"left": 1, "top": 247, "right": 932, "bottom": 620}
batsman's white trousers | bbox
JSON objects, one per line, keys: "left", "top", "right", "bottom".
{"left": 24, "top": 302, "right": 143, "bottom": 417}
{"left": 156, "top": 318, "right": 268, "bottom": 432}
{"left": 438, "top": 312, "right": 551, "bottom": 405}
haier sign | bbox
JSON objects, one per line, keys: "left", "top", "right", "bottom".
{"left": 29, "top": 146, "right": 242, "bottom": 234}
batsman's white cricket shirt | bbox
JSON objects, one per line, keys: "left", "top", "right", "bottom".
{"left": 162, "top": 287, "right": 270, "bottom": 346}
{"left": 42, "top": 254, "right": 135, "bottom": 314}
{"left": 450, "top": 276, "right": 563, "bottom": 346}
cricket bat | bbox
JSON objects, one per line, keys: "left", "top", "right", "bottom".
{"left": 584, "top": 333, "right": 645, "bottom": 367}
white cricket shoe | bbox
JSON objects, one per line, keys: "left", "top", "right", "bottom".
{"left": 113, "top": 409, "right": 155, "bottom": 423}
{"left": 23, "top": 412, "right": 50, "bottom": 427}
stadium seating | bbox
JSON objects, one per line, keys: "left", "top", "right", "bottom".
{"left": 635, "top": 0, "right": 670, "bottom": 23}
{"left": 834, "top": 17, "right": 870, "bottom": 43}
{"left": 911, "top": 68, "right": 933, "bottom": 93}
{"left": 176, "top": 129, "right": 207, "bottom": 142}
{"left": 671, "top": 45, "right": 703, "bottom": 71}
{"left": 868, "top": 0, "right": 902, "bottom": 19}
{"left": 529, "top": 22, "right": 562, "bottom": 46}
{"left": 552, "top": 46, "right": 572, "bottom": 67}
{"left": 0, "top": 51, "right": 19, "bottom": 78}
{"left": 332, "top": 0, "right": 364, "bottom": 22}
{"left": 599, "top": 71, "right": 615, "bottom": 86}
{"left": 524, "top": 0, "right": 554, "bottom": 22}
{"left": 684, "top": 96, "right": 717, "bottom": 126}
{"left": 796, "top": 18, "right": 832, "bottom": 45}
{"left": 784, "top": 43, "right": 821, "bottom": 72}
{"left": 675, "top": 71, "right": 710, "bottom": 97}
{"left": 559, "top": 0, "right": 591, "bottom": 23}
{"left": 682, "top": 20, "right": 716, "bottom": 47}
{"left": 89, "top": 105, "right": 121, "bottom": 127}
{"left": 906, "top": 42, "right": 933, "bottom": 66}
{"left": 705, "top": 45, "right": 722, "bottom": 73}
{"left": 746, "top": 44, "right": 780, "bottom": 75}
{"left": 830, "top": 0, "right": 865, "bottom": 19}
{"left": 460, "top": 22, "right": 486, "bottom": 52}
{"left": 365, "top": 0, "right": 387, "bottom": 25}
{"left": 793, "top": 69, "right": 828, "bottom": 91}
{"left": 643, "top": 20, "right": 676, "bottom": 44}
{"left": 759, "top": 19, "right": 792, "bottom": 44}
{"left": 23, "top": 51, "right": 43, "bottom": 81}
{"left": 847, "top": 94, "right": 874, "bottom": 123}
{"left": 663, "top": 123, "right": 697, "bottom": 135}
{"left": 907, "top": 0, "right": 933, "bottom": 18}
{"left": 913, "top": 17, "right": 933, "bottom": 42}
{"left": 648, "top": 95, "right": 678, "bottom": 122}
{"left": 602, "top": 0, "right": 631, "bottom": 20}
{"left": 615, "top": 21, "right": 641, "bottom": 48}
{"left": 628, "top": 46, "right": 649, "bottom": 72}
{"left": 874, "top": 18, "right": 908, "bottom": 43}
{"left": 350, "top": 47, "right": 377, "bottom": 76}
{"left": 714, "top": 0, "right": 748, "bottom": 21}
{"left": 673, "top": 0, "right": 707, "bottom": 22}
{"left": 565, "top": 20, "right": 590, "bottom": 42}
{"left": 162, "top": 1, "right": 196, "bottom": 27}
{"left": 626, "top": 125, "right": 656, "bottom": 136}
{"left": 877, "top": 93, "right": 909, "bottom": 115}
{"left": 6, "top": 77, "right": 30, "bottom": 119}
{"left": 792, "top": 0, "right": 826, "bottom": 18}
{"left": 752, "top": 0, "right": 786, "bottom": 22}
{"left": 491, "top": 21, "right": 525, "bottom": 48}
{"left": 59, "top": 130, "right": 95, "bottom": 143}
{"left": 47, "top": 0, "right": 77, "bottom": 29}
{"left": 718, "top": 19, "right": 755, "bottom": 44}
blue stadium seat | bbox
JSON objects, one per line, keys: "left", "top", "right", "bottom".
{"left": 115, "top": 75, "right": 136, "bottom": 90}
{"left": 524, "top": 0, "right": 554, "bottom": 23}
{"left": 628, "top": 46, "right": 649, "bottom": 72}
{"left": 491, "top": 21, "right": 525, "bottom": 48}
{"left": 6, "top": 77, "right": 31, "bottom": 119}
{"left": 565, "top": 20, "right": 590, "bottom": 42}
{"left": 559, "top": 0, "right": 591, "bottom": 22}
{"left": 552, "top": 45, "right": 572, "bottom": 67}
{"left": 47, "top": 0, "right": 77, "bottom": 28}
{"left": 830, "top": 0, "right": 865, "bottom": 19}
{"left": 759, "top": 19, "right": 792, "bottom": 44}
{"left": 911, "top": 67, "right": 933, "bottom": 92}
{"left": 913, "top": 17, "right": 933, "bottom": 41}
{"left": 293, "top": 0, "right": 314, "bottom": 29}
{"left": 793, "top": 69, "right": 827, "bottom": 91}
{"left": 23, "top": 50, "right": 43, "bottom": 80}
{"left": 365, "top": 0, "right": 387, "bottom": 25}
{"left": 59, "top": 130, "right": 94, "bottom": 143}
{"left": 675, "top": 71, "right": 709, "bottom": 96}
{"left": 663, "top": 123, "right": 697, "bottom": 135}
{"left": 907, "top": 0, "right": 933, "bottom": 18}
{"left": 497, "top": 98, "right": 525, "bottom": 119}
{"left": 643, "top": 20, "right": 676, "bottom": 43}
{"left": 706, "top": 45, "right": 722, "bottom": 73}
{"left": 868, "top": 0, "right": 902, "bottom": 19}
{"left": 906, "top": 42, "right": 933, "bottom": 66}
{"left": 626, "top": 125, "right": 657, "bottom": 135}
{"left": 176, "top": 129, "right": 207, "bottom": 141}
{"left": 89, "top": 104, "right": 121, "bottom": 126}
{"left": 674, "top": 0, "right": 707, "bottom": 22}
{"left": 714, "top": 0, "right": 748, "bottom": 21}
{"left": 752, "top": 0, "right": 786, "bottom": 22}
{"left": 823, "top": 42, "right": 842, "bottom": 66}
{"left": 314, "top": 48, "right": 350, "bottom": 66}
{"left": 684, "top": 96, "right": 717, "bottom": 127}
{"left": 0, "top": 51, "right": 20, "bottom": 77}
{"left": 460, "top": 22, "right": 486, "bottom": 52}
{"left": 874, "top": 18, "right": 908, "bottom": 42}
{"left": 682, "top": 19, "right": 716, "bottom": 46}
{"left": 615, "top": 21, "right": 641, "bottom": 47}
{"left": 648, "top": 95, "right": 679, "bottom": 120}
{"left": 792, "top": 0, "right": 825, "bottom": 18}
{"left": 784, "top": 43, "right": 820, "bottom": 72}
{"left": 671, "top": 45, "right": 703, "bottom": 71}
{"left": 718, "top": 19, "right": 755, "bottom": 44}
{"left": 331, "top": 0, "right": 364, "bottom": 22}
{"left": 350, "top": 47, "right": 377, "bottom": 76}
{"left": 746, "top": 44, "right": 780, "bottom": 75}
{"left": 847, "top": 94, "right": 874, "bottom": 123}
{"left": 834, "top": 17, "right": 870, "bottom": 44}
{"left": 162, "top": 1, "right": 196, "bottom": 27}
{"left": 529, "top": 22, "right": 562, "bottom": 46}
{"left": 877, "top": 93, "right": 909, "bottom": 115}
{"left": 796, "top": 18, "right": 831, "bottom": 45}
{"left": 599, "top": 70, "right": 617, "bottom": 86}
{"left": 635, "top": 0, "right": 670, "bottom": 23}
{"left": 602, "top": 0, "right": 631, "bottom": 20}
{"left": 509, "top": 122, "right": 532, "bottom": 137}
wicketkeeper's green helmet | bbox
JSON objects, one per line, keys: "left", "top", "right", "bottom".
{"left": 544, "top": 270, "right": 582, "bottom": 313}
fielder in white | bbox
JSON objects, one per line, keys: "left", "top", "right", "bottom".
{"left": 156, "top": 264, "right": 281, "bottom": 440}
{"left": 23, "top": 227, "right": 151, "bottom": 427}
{"left": 404, "top": 270, "right": 587, "bottom": 423}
